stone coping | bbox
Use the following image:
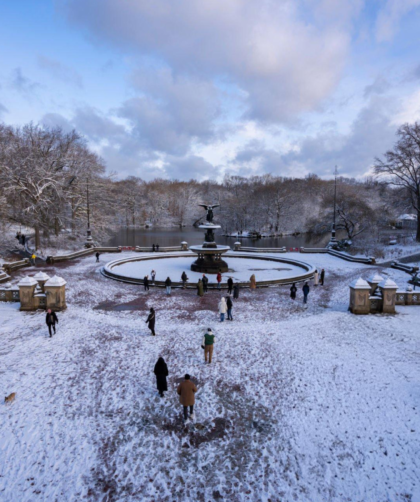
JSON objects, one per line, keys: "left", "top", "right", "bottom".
{"left": 101, "top": 252, "right": 315, "bottom": 288}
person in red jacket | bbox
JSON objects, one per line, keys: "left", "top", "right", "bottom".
{"left": 216, "top": 270, "right": 222, "bottom": 290}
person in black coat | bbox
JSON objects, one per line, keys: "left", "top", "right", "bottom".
{"left": 181, "top": 271, "right": 188, "bottom": 289}
{"left": 146, "top": 307, "right": 156, "bottom": 336}
{"left": 227, "top": 277, "right": 233, "bottom": 294}
{"left": 144, "top": 275, "right": 150, "bottom": 291}
{"left": 154, "top": 357, "right": 168, "bottom": 397}
{"left": 233, "top": 283, "right": 240, "bottom": 299}
{"left": 226, "top": 295, "right": 233, "bottom": 320}
{"left": 165, "top": 277, "right": 172, "bottom": 295}
{"left": 290, "top": 283, "right": 297, "bottom": 300}
{"left": 46, "top": 309, "right": 58, "bottom": 337}
{"left": 320, "top": 269, "right": 325, "bottom": 286}
{"left": 95, "top": 252, "right": 100, "bottom": 262}
{"left": 302, "top": 282, "right": 310, "bottom": 305}
{"left": 152, "top": 244, "right": 156, "bottom": 252}
{"left": 202, "top": 274, "right": 208, "bottom": 293}
{"left": 156, "top": 244, "right": 160, "bottom": 252}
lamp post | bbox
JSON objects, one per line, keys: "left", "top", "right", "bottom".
{"left": 85, "top": 178, "right": 94, "bottom": 248}
{"left": 328, "top": 166, "right": 338, "bottom": 247}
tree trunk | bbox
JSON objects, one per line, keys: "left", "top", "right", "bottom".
{"left": 35, "top": 225, "right": 40, "bottom": 250}
{"left": 416, "top": 204, "right": 420, "bottom": 242}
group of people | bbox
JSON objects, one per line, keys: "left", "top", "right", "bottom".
{"left": 289, "top": 268, "right": 326, "bottom": 306}
{"left": 152, "top": 244, "right": 160, "bottom": 252}
{"left": 154, "top": 358, "right": 198, "bottom": 422}
{"left": 153, "top": 326, "right": 215, "bottom": 422}
{"left": 15, "top": 231, "right": 26, "bottom": 246}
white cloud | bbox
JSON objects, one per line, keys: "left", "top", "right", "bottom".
{"left": 376, "top": 0, "right": 420, "bottom": 42}
{"left": 37, "top": 55, "right": 84, "bottom": 88}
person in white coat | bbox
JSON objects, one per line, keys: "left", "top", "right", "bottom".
{"left": 314, "top": 269, "right": 319, "bottom": 286}
{"left": 218, "top": 297, "right": 227, "bottom": 322}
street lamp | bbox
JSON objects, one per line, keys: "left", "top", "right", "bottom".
{"left": 328, "top": 166, "right": 338, "bottom": 247}
{"left": 85, "top": 178, "right": 94, "bottom": 248}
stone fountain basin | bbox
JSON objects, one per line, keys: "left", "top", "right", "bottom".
{"left": 189, "top": 245, "right": 230, "bottom": 255}
{"left": 102, "top": 252, "right": 315, "bottom": 287}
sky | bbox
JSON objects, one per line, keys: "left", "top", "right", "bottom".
{"left": 1, "top": 0, "right": 420, "bottom": 182}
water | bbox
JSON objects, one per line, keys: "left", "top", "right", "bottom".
{"left": 106, "top": 226, "right": 331, "bottom": 249}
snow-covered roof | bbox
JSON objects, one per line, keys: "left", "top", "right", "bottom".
{"left": 33, "top": 271, "right": 51, "bottom": 281}
{"left": 397, "top": 214, "right": 417, "bottom": 221}
{"left": 350, "top": 277, "right": 370, "bottom": 289}
{"left": 367, "top": 273, "right": 384, "bottom": 283}
{"left": 45, "top": 275, "right": 67, "bottom": 287}
{"left": 17, "top": 276, "right": 38, "bottom": 287}
{"left": 378, "top": 278, "right": 398, "bottom": 289}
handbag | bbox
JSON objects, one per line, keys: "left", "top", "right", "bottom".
{"left": 201, "top": 345, "right": 205, "bottom": 349}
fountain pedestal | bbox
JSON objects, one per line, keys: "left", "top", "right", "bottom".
{"left": 190, "top": 224, "right": 230, "bottom": 273}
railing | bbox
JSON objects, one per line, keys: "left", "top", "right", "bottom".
{"left": 135, "top": 246, "right": 184, "bottom": 252}
{"left": 326, "top": 249, "right": 375, "bottom": 264}
{"left": 2, "top": 259, "right": 30, "bottom": 274}
{"left": 46, "top": 246, "right": 121, "bottom": 264}
{"left": 237, "top": 246, "right": 287, "bottom": 253}
{"left": 391, "top": 261, "right": 419, "bottom": 274}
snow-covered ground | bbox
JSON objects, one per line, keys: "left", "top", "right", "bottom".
{"left": 1, "top": 252, "right": 419, "bottom": 502}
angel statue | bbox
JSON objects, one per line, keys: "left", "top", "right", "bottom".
{"left": 199, "top": 204, "right": 220, "bottom": 224}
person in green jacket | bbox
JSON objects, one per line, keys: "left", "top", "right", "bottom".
{"left": 202, "top": 328, "right": 215, "bottom": 363}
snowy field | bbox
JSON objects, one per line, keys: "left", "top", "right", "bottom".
{"left": 1, "top": 252, "right": 420, "bottom": 502}
{"left": 108, "top": 253, "right": 312, "bottom": 283}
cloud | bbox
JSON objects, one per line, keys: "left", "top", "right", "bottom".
{"left": 9, "top": 68, "right": 41, "bottom": 96}
{"left": 364, "top": 76, "right": 390, "bottom": 98}
{"left": 0, "top": 102, "right": 8, "bottom": 118}
{"left": 376, "top": 0, "right": 420, "bottom": 42}
{"left": 41, "top": 112, "right": 74, "bottom": 132}
{"left": 162, "top": 154, "right": 218, "bottom": 181}
{"left": 37, "top": 55, "right": 83, "bottom": 88}
{"left": 62, "top": 0, "right": 360, "bottom": 123}
{"left": 231, "top": 96, "right": 399, "bottom": 179}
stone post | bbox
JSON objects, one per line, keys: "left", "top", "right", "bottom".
{"left": 18, "top": 276, "right": 38, "bottom": 311}
{"left": 44, "top": 275, "right": 67, "bottom": 311}
{"left": 349, "top": 277, "right": 371, "bottom": 314}
{"left": 378, "top": 278, "right": 398, "bottom": 314}
{"left": 234, "top": 241, "right": 241, "bottom": 251}
{"left": 33, "top": 271, "right": 51, "bottom": 293}
{"left": 181, "top": 241, "right": 188, "bottom": 251}
{"left": 405, "top": 286, "right": 413, "bottom": 305}
{"left": 367, "top": 273, "right": 384, "bottom": 295}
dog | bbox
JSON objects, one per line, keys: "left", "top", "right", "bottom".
{"left": 5, "top": 393, "right": 16, "bottom": 404}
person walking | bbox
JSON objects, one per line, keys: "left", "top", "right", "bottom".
{"left": 302, "top": 282, "right": 310, "bottom": 306}
{"left": 143, "top": 275, "right": 150, "bottom": 291}
{"left": 95, "top": 251, "right": 100, "bottom": 263}
{"left": 250, "top": 274, "right": 256, "bottom": 289}
{"left": 146, "top": 307, "right": 156, "bottom": 335}
{"left": 165, "top": 277, "right": 172, "bottom": 295}
{"left": 314, "top": 269, "right": 319, "bottom": 286}
{"left": 290, "top": 283, "right": 297, "bottom": 300}
{"left": 202, "top": 274, "right": 208, "bottom": 293}
{"left": 46, "top": 309, "right": 58, "bottom": 337}
{"left": 218, "top": 297, "right": 227, "bottom": 322}
{"left": 226, "top": 295, "right": 233, "bottom": 320}
{"left": 320, "top": 269, "right": 325, "bottom": 286}
{"left": 202, "top": 328, "right": 215, "bottom": 363}
{"left": 197, "top": 279, "right": 204, "bottom": 297}
{"left": 31, "top": 253, "right": 36, "bottom": 266}
{"left": 233, "top": 283, "right": 240, "bottom": 299}
{"left": 227, "top": 277, "right": 233, "bottom": 294}
{"left": 152, "top": 244, "right": 156, "bottom": 252}
{"left": 177, "top": 374, "right": 197, "bottom": 421}
{"left": 151, "top": 270, "right": 156, "bottom": 283}
{"left": 154, "top": 357, "right": 168, "bottom": 397}
{"left": 181, "top": 271, "right": 188, "bottom": 289}
{"left": 216, "top": 270, "right": 222, "bottom": 290}
{"left": 156, "top": 244, "right": 160, "bottom": 252}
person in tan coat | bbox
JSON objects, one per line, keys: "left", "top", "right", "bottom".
{"left": 250, "top": 274, "right": 256, "bottom": 289}
{"left": 177, "top": 374, "right": 197, "bottom": 421}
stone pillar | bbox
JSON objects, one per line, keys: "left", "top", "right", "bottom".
{"left": 18, "top": 276, "right": 39, "bottom": 311}
{"left": 0, "top": 267, "right": 10, "bottom": 283}
{"left": 234, "top": 241, "right": 241, "bottom": 251}
{"left": 367, "top": 273, "right": 384, "bottom": 295}
{"left": 181, "top": 241, "right": 188, "bottom": 251}
{"left": 349, "top": 278, "right": 371, "bottom": 314}
{"left": 44, "top": 275, "right": 67, "bottom": 311}
{"left": 378, "top": 278, "right": 398, "bottom": 314}
{"left": 33, "top": 271, "right": 51, "bottom": 293}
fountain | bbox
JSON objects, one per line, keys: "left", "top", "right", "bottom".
{"left": 189, "top": 204, "right": 230, "bottom": 273}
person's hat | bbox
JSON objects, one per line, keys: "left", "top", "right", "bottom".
{"left": 207, "top": 328, "right": 213, "bottom": 333}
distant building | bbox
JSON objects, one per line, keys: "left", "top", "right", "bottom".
{"left": 395, "top": 214, "right": 417, "bottom": 230}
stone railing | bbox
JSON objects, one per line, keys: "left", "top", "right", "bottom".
{"left": 396, "top": 289, "right": 420, "bottom": 305}
{"left": 391, "top": 261, "right": 419, "bottom": 274}
{"left": 136, "top": 242, "right": 189, "bottom": 253}
{"left": 0, "top": 285, "right": 20, "bottom": 302}
{"left": 2, "top": 259, "right": 30, "bottom": 274}
{"left": 299, "top": 247, "right": 328, "bottom": 253}
{"left": 327, "top": 249, "right": 375, "bottom": 264}
{"left": 46, "top": 246, "right": 121, "bottom": 264}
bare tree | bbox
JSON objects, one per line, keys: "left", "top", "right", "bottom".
{"left": 375, "top": 122, "right": 420, "bottom": 241}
